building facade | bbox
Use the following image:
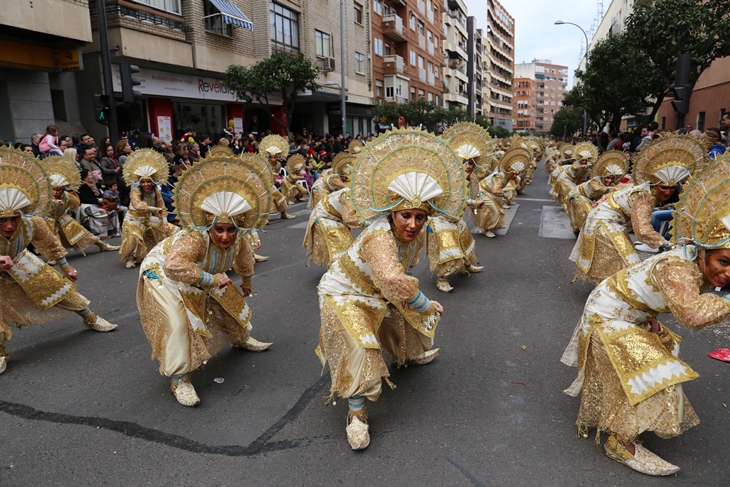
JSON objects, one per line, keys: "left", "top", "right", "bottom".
{"left": 371, "top": 0, "right": 446, "bottom": 115}
{"left": 0, "top": 0, "right": 92, "bottom": 143}
{"left": 512, "top": 78, "right": 537, "bottom": 132}
{"left": 513, "top": 59, "right": 568, "bottom": 133}
{"left": 466, "top": 18, "right": 486, "bottom": 118}
{"left": 485, "top": 0, "right": 514, "bottom": 131}
{"left": 442, "top": 0, "right": 469, "bottom": 111}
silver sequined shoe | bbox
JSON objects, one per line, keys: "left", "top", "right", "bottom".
{"left": 407, "top": 348, "right": 440, "bottom": 365}
{"left": 85, "top": 316, "right": 118, "bottom": 332}
{"left": 604, "top": 434, "right": 680, "bottom": 476}
{"left": 171, "top": 377, "right": 200, "bottom": 407}
{"left": 235, "top": 337, "right": 273, "bottom": 352}
{"left": 346, "top": 411, "right": 370, "bottom": 450}
{"left": 0, "top": 356, "right": 7, "bottom": 375}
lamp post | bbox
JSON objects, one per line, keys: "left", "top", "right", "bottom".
{"left": 555, "top": 20, "right": 589, "bottom": 139}
{"left": 339, "top": 0, "right": 347, "bottom": 136}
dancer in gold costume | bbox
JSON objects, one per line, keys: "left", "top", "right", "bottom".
{"left": 137, "top": 155, "right": 274, "bottom": 406}
{"left": 552, "top": 141, "right": 598, "bottom": 205}
{"left": 281, "top": 154, "right": 309, "bottom": 204}
{"left": 119, "top": 149, "right": 177, "bottom": 269}
{"left": 564, "top": 150, "right": 629, "bottom": 234}
{"left": 44, "top": 156, "right": 119, "bottom": 256}
{"left": 0, "top": 148, "right": 117, "bottom": 375}
{"left": 570, "top": 135, "right": 706, "bottom": 285}
{"left": 308, "top": 150, "right": 356, "bottom": 209}
{"left": 259, "top": 134, "right": 296, "bottom": 219}
{"left": 316, "top": 129, "right": 464, "bottom": 449}
{"left": 562, "top": 153, "right": 730, "bottom": 476}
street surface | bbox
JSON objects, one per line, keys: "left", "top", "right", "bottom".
{"left": 2, "top": 165, "right": 729, "bottom": 486}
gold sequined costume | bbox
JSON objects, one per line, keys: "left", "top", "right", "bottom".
{"left": 136, "top": 155, "right": 273, "bottom": 403}
{"left": 119, "top": 150, "right": 176, "bottom": 266}
{"left": 561, "top": 155, "right": 730, "bottom": 475}
{"left": 552, "top": 142, "right": 597, "bottom": 205}
{"left": 570, "top": 135, "right": 706, "bottom": 285}
{"left": 259, "top": 134, "right": 292, "bottom": 216}
{"left": 0, "top": 148, "right": 116, "bottom": 373}
{"left": 472, "top": 149, "right": 528, "bottom": 235}
{"left": 316, "top": 129, "right": 465, "bottom": 449}
{"left": 565, "top": 151, "right": 628, "bottom": 233}
{"left": 308, "top": 151, "right": 355, "bottom": 209}
{"left": 281, "top": 154, "right": 309, "bottom": 203}
{"left": 302, "top": 188, "right": 361, "bottom": 267}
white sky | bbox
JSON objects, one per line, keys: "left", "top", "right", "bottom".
{"left": 464, "top": 0, "right": 599, "bottom": 87}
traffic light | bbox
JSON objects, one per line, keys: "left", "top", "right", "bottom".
{"left": 120, "top": 63, "right": 141, "bottom": 104}
{"left": 93, "top": 94, "right": 111, "bottom": 125}
{"left": 670, "top": 53, "right": 691, "bottom": 114}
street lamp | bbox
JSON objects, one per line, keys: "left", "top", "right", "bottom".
{"left": 555, "top": 20, "right": 589, "bottom": 139}
{"left": 339, "top": 0, "right": 347, "bottom": 137}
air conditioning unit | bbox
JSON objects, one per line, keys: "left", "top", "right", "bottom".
{"left": 323, "top": 57, "right": 336, "bottom": 71}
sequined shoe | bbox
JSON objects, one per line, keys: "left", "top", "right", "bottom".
{"left": 346, "top": 411, "right": 370, "bottom": 450}
{"left": 125, "top": 259, "right": 137, "bottom": 269}
{"left": 253, "top": 253, "right": 269, "bottom": 262}
{"left": 436, "top": 279, "right": 454, "bottom": 293}
{"left": 407, "top": 348, "right": 440, "bottom": 365}
{"left": 604, "top": 434, "right": 680, "bottom": 476}
{"left": 236, "top": 337, "right": 273, "bottom": 352}
{"left": 466, "top": 264, "right": 483, "bottom": 273}
{"left": 171, "top": 377, "right": 200, "bottom": 407}
{"left": 0, "top": 356, "right": 7, "bottom": 375}
{"left": 86, "top": 317, "right": 118, "bottom": 332}
{"left": 47, "top": 259, "right": 57, "bottom": 266}
{"left": 484, "top": 231, "right": 496, "bottom": 238}
{"left": 281, "top": 211, "right": 296, "bottom": 219}
{"left": 100, "top": 243, "right": 120, "bottom": 251}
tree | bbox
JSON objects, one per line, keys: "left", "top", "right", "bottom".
{"left": 488, "top": 125, "right": 511, "bottom": 138}
{"left": 574, "top": 33, "right": 658, "bottom": 132}
{"left": 624, "top": 0, "right": 730, "bottom": 116}
{"left": 225, "top": 53, "right": 321, "bottom": 136}
{"left": 401, "top": 98, "right": 437, "bottom": 127}
{"left": 550, "top": 105, "right": 583, "bottom": 138}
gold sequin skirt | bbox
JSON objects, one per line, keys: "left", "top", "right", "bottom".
{"left": 577, "top": 332, "right": 699, "bottom": 439}
{"left": 137, "top": 278, "right": 250, "bottom": 376}
{"left": 318, "top": 301, "right": 432, "bottom": 401}
{"left": 120, "top": 220, "right": 168, "bottom": 263}
{"left": 472, "top": 194, "right": 505, "bottom": 231}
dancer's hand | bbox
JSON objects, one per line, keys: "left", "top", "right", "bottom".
{"left": 64, "top": 267, "right": 78, "bottom": 282}
{"left": 214, "top": 273, "right": 232, "bottom": 288}
{"left": 0, "top": 256, "right": 13, "bottom": 270}
{"left": 432, "top": 301, "right": 444, "bottom": 316}
{"left": 240, "top": 285, "right": 252, "bottom": 297}
{"left": 648, "top": 317, "right": 661, "bottom": 333}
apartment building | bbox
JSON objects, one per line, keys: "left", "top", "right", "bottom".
{"left": 466, "top": 18, "right": 486, "bottom": 118}
{"left": 512, "top": 78, "right": 537, "bottom": 132}
{"left": 371, "top": 0, "right": 446, "bottom": 117}
{"left": 0, "top": 0, "right": 92, "bottom": 142}
{"left": 442, "top": 0, "right": 469, "bottom": 111}
{"left": 485, "top": 0, "right": 514, "bottom": 131}
{"left": 513, "top": 59, "right": 568, "bottom": 133}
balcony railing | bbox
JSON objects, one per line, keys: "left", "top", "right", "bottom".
{"left": 419, "top": 68, "right": 427, "bottom": 82}
{"left": 383, "top": 55, "right": 405, "bottom": 75}
{"left": 382, "top": 14, "right": 407, "bottom": 43}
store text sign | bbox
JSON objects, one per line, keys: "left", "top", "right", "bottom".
{"left": 112, "top": 66, "right": 238, "bottom": 102}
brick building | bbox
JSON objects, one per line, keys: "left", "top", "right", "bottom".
{"left": 512, "top": 78, "right": 537, "bottom": 132}
{"left": 485, "top": 0, "right": 514, "bottom": 131}
{"left": 371, "top": 0, "right": 446, "bottom": 122}
{"left": 513, "top": 59, "right": 568, "bottom": 133}
{"left": 442, "top": 0, "right": 469, "bottom": 111}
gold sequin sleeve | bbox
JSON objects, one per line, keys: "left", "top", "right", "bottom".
{"left": 489, "top": 175, "right": 505, "bottom": 197}
{"left": 631, "top": 192, "right": 667, "bottom": 249}
{"left": 586, "top": 179, "right": 609, "bottom": 200}
{"left": 655, "top": 259, "right": 730, "bottom": 330}
{"left": 66, "top": 192, "right": 80, "bottom": 211}
{"left": 163, "top": 232, "right": 208, "bottom": 285}
{"left": 327, "top": 175, "right": 347, "bottom": 192}
{"left": 232, "top": 234, "right": 254, "bottom": 289}
{"left": 29, "top": 216, "right": 67, "bottom": 260}
{"left": 340, "top": 194, "right": 361, "bottom": 229}
{"left": 130, "top": 188, "right": 148, "bottom": 212}
{"left": 155, "top": 189, "right": 167, "bottom": 219}
{"left": 359, "top": 230, "right": 421, "bottom": 304}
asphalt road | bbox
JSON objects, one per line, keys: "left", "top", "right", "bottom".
{"left": 2, "top": 164, "right": 729, "bottom": 487}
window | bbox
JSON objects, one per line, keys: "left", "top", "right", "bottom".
{"left": 204, "top": 0, "right": 232, "bottom": 36}
{"left": 135, "top": 0, "right": 180, "bottom": 15}
{"left": 376, "top": 80, "right": 383, "bottom": 97}
{"left": 697, "top": 111, "right": 706, "bottom": 132}
{"left": 354, "top": 4, "right": 363, "bottom": 24}
{"left": 418, "top": 89, "right": 424, "bottom": 99}
{"left": 374, "top": 37, "right": 383, "bottom": 56}
{"left": 410, "top": 13, "right": 416, "bottom": 30}
{"left": 355, "top": 52, "right": 365, "bottom": 74}
{"left": 386, "top": 86, "right": 394, "bottom": 98}
{"left": 315, "top": 30, "right": 331, "bottom": 57}
{"left": 374, "top": 0, "right": 383, "bottom": 15}
{"left": 270, "top": 3, "right": 299, "bottom": 53}
{"left": 418, "top": 55, "right": 424, "bottom": 69}
{"left": 410, "top": 50, "right": 417, "bottom": 65}
{"left": 418, "top": 21, "right": 424, "bottom": 36}
{"left": 428, "top": 92, "right": 433, "bottom": 102}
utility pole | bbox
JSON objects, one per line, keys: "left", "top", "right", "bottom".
{"left": 340, "top": 0, "right": 347, "bottom": 137}
{"left": 96, "top": 0, "right": 119, "bottom": 146}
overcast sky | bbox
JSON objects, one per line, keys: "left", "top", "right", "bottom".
{"left": 464, "top": 0, "right": 599, "bottom": 87}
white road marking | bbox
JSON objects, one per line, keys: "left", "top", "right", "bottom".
{"left": 539, "top": 206, "right": 575, "bottom": 239}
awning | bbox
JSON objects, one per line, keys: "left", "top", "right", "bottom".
{"left": 208, "top": 0, "right": 254, "bottom": 30}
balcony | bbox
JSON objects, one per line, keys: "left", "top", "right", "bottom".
{"left": 418, "top": 34, "right": 426, "bottom": 49}
{"left": 427, "top": 40, "right": 435, "bottom": 56}
{"left": 418, "top": 0, "right": 426, "bottom": 15}
{"left": 445, "top": 92, "right": 469, "bottom": 106}
{"left": 383, "top": 55, "right": 406, "bottom": 75}
{"left": 382, "top": 14, "right": 407, "bottom": 43}
{"left": 428, "top": 71, "right": 435, "bottom": 85}
{"left": 418, "top": 68, "right": 427, "bottom": 82}
{"left": 385, "top": 95, "right": 409, "bottom": 105}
